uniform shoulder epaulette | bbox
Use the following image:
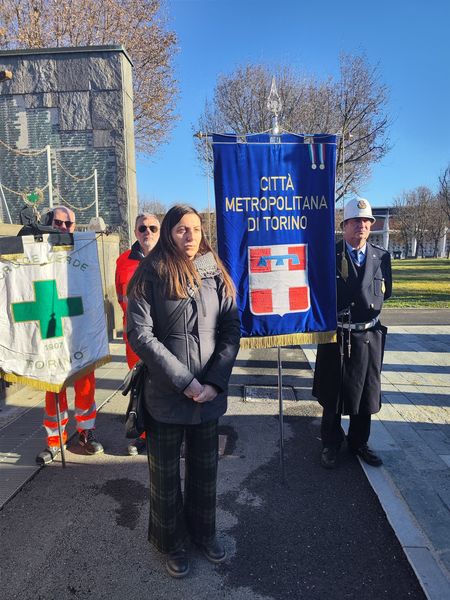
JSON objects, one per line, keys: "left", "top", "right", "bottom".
{"left": 370, "top": 242, "right": 388, "bottom": 252}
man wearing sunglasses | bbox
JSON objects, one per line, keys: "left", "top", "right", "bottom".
{"left": 115, "top": 212, "right": 161, "bottom": 455}
{"left": 36, "top": 206, "right": 104, "bottom": 464}
{"left": 52, "top": 208, "right": 76, "bottom": 231}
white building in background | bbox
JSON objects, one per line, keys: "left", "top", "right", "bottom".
{"left": 368, "top": 207, "right": 449, "bottom": 258}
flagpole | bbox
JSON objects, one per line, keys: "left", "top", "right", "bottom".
{"left": 277, "top": 346, "right": 285, "bottom": 483}
{"left": 55, "top": 393, "right": 66, "bottom": 468}
{"left": 46, "top": 145, "right": 53, "bottom": 209}
{"left": 0, "top": 179, "right": 13, "bottom": 223}
{"left": 268, "top": 78, "right": 286, "bottom": 483}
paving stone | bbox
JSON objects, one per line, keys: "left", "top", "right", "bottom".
{"left": 383, "top": 451, "right": 450, "bottom": 550}
{"left": 416, "top": 428, "right": 450, "bottom": 455}
{"left": 439, "top": 455, "right": 450, "bottom": 468}
{"left": 370, "top": 417, "right": 399, "bottom": 450}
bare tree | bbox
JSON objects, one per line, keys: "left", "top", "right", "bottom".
{"left": 393, "top": 187, "right": 446, "bottom": 258}
{"left": 138, "top": 198, "right": 167, "bottom": 218}
{"left": 410, "top": 187, "right": 431, "bottom": 258}
{"left": 438, "top": 163, "right": 450, "bottom": 221}
{"left": 200, "top": 208, "right": 217, "bottom": 251}
{"left": 0, "top": 0, "right": 178, "bottom": 155}
{"left": 392, "top": 195, "right": 412, "bottom": 256}
{"left": 194, "top": 55, "right": 390, "bottom": 202}
{"left": 425, "top": 196, "right": 448, "bottom": 257}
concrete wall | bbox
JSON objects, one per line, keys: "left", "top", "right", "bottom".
{"left": 0, "top": 45, "right": 137, "bottom": 245}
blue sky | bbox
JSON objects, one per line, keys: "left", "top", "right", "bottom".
{"left": 136, "top": 0, "right": 450, "bottom": 210}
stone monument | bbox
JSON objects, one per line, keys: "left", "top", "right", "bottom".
{"left": 0, "top": 45, "right": 137, "bottom": 244}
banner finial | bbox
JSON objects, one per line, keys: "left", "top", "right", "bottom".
{"left": 267, "top": 77, "right": 282, "bottom": 135}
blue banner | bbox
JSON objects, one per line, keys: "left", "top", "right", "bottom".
{"left": 212, "top": 133, "right": 337, "bottom": 348}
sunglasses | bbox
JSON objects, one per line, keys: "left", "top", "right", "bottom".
{"left": 53, "top": 219, "right": 74, "bottom": 228}
{"left": 138, "top": 225, "right": 159, "bottom": 233}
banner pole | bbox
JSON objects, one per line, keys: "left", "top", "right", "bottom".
{"left": 94, "top": 169, "right": 99, "bottom": 218}
{"left": 0, "top": 179, "right": 13, "bottom": 223}
{"left": 46, "top": 145, "right": 53, "bottom": 209}
{"left": 277, "top": 346, "right": 285, "bottom": 483}
{"left": 204, "top": 134, "right": 212, "bottom": 242}
{"left": 55, "top": 393, "right": 66, "bottom": 468}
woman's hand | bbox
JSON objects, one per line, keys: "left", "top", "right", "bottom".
{"left": 183, "top": 378, "right": 203, "bottom": 398}
{"left": 193, "top": 383, "right": 219, "bottom": 404}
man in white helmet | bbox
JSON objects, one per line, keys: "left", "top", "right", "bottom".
{"left": 313, "top": 197, "right": 392, "bottom": 469}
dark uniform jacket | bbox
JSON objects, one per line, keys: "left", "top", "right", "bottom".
{"left": 312, "top": 241, "right": 392, "bottom": 415}
{"left": 126, "top": 252, "right": 241, "bottom": 425}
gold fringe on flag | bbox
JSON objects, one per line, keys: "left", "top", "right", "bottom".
{"left": 53, "top": 245, "right": 74, "bottom": 252}
{"left": 0, "top": 253, "right": 25, "bottom": 261}
{"left": 239, "top": 331, "right": 336, "bottom": 349}
{"left": 0, "top": 355, "right": 112, "bottom": 393}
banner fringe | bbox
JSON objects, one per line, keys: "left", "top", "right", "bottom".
{"left": 240, "top": 331, "right": 336, "bottom": 349}
{"left": 0, "top": 372, "right": 63, "bottom": 392}
{"left": 0, "top": 253, "right": 25, "bottom": 260}
{"left": 0, "top": 355, "right": 112, "bottom": 393}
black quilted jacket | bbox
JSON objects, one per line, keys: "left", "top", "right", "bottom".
{"left": 126, "top": 253, "right": 241, "bottom": 425}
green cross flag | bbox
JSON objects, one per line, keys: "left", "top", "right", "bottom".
{"left": 12, "top": 280, "right": 84, "bottom": 340}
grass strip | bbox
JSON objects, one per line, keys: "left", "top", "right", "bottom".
{"left": 386, "top": 259, "right": 450, "bottom": 308}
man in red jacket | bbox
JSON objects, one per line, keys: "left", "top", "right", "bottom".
{"left": 115, "top": 212, "right": 160, "bottom": 454}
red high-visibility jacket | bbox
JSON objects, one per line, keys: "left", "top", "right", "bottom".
{"left": 115, "top": 241, "right": 144, "bottom": 368}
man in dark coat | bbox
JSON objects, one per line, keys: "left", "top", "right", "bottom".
{"left": 313, "top": 197, "right": 392, "bottom": 469}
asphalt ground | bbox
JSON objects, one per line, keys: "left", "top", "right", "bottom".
{"left": 0, "top": 338, "right": 429, "bottom": 600}
{"left": 382, "top": 309, "right": 450, "bottom": 326}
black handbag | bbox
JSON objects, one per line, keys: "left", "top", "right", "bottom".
{"left": 121, "top": 294, "right": 192, "bottom": 438}
{"left": 122, "top": 360, "right": 147, "bottom": 438}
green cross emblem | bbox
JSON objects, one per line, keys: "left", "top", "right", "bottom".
{"left": 12, "top": 280, "right": 84, "bottom": 340}
{"left": 26, "top": 191, "right": 41, "bottom": 204}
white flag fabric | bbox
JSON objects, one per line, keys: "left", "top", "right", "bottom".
{"left": 0, "top": 232, "right": 110, "bottom": 391}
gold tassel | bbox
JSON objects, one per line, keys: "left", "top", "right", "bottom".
{"left": 240, "top": 331, "right": 336, "bottom": 349}
{"left": 340, "top": 254, "right": 348, "bottom": 281}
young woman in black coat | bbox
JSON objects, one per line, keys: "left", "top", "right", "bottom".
{"left": 126, "top": 204, "right": 241, "bottom": 578}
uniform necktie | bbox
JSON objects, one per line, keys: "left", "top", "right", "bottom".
{"left": 352, "top": 249, "right": 360, "bottom": 265}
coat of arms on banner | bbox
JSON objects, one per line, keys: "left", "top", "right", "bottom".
{"left": 248, "top": 244, "right": 310, "bottom": 316}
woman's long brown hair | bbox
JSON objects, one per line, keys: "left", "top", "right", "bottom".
{"left": 128, "top": 204, "right": 236, "bottom": 300}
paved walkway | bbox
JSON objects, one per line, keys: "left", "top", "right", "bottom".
{"left": 304, "top": 324, "right": 450, "bottom": 599}
{"left": 0, "top": 343, "right": 128, "bottom": 507}
{"left": 0, "top": 325, "right": 449, "bottom": 599}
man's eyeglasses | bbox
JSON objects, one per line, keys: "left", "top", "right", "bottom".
{"left": 53, "top": 219, "right": 74, "bottom": 228}
{"left": 138, "top": 225, "right": 159, "bottom": 233}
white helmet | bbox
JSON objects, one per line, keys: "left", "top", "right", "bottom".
{"left": 343, "top": 197, "right": 376, "bottom": 223}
